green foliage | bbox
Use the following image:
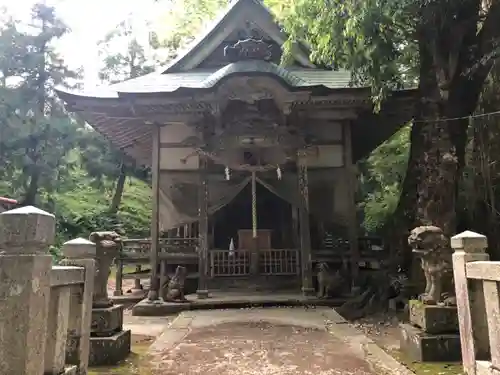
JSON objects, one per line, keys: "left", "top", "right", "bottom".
{"left": 53, "top": 168, "right": 151, "bottom": 241}
{"left": 277, "top": 0, "right": 417, "bottom": 105}
{"left": 358, "top": 126, "right": 410, "bottom": 233}
{"left": 152, "top": 0, "right": 229, "bottom": 61}
{"left": 98, "top": 18, "right": 155, "bottom": 82}
{"left": 0, "top": 4, "right": 153, "bottom": 257}
{"left": 0, "top": 3, "right": 81, "bottom": 206}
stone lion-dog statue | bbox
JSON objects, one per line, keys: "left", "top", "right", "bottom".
{"left": 89, "top": 231, "right": 122, "bottom": 307}
{"left": 161, "top": 265, "right": 189, "bottom": 303}
{"left": 408, "top": 226, "right": 456, "bottom": 306}
{"left": 316, "top": 262, "right": 344, "bottom": 299}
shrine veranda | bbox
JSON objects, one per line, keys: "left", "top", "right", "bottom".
{"left": 56, "top": 0, "right": 417, "bottom": 307}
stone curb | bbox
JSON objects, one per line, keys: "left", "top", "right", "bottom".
{"left": 321, "top": 309, "right": 415, "bottom": 375}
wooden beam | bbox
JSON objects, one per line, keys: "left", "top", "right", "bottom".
{"left": 297, "top": 151, "right": 315, "bottom": 296}
{"left": 147, "top": 124, "right": 161, "bottom": 301}
{"left": 160, "top": 141, "right": 200, "bottom": 149}
{"left": 297, "top": 109, "right": 358, "bottom": 120}
{"left": 343, "top": 122, "right": 360, "bottom": 288}
{"left": 196, "top": 134, "right": 210, "bottom": 299}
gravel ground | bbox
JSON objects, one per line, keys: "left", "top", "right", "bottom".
{"left": 152, "top": 321, "right": 376, "bottom": 375}
{"left": 351, "top": 313, "right": 402, "bottom": 352}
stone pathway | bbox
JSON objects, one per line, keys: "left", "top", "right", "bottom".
{"left": 147, "top": 307, "right": 414, "bottom": 375}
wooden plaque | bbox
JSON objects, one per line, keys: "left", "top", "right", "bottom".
{"left": 237, "top": 229, "right": 272, "bottom": 250}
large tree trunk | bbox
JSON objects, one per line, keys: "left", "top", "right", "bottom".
{"left": 22, "top": 164, "right": 40, "bottom": 206}
{"left": 384, "top": 122, "right": 422, "bottom": 273}
{"left": 348, "top": 0, "right": 500, "bottom": 318}
{"left": 386, "top": 35, "right": 460, "bottom": 288}
{"left": 109, "top": 162, "right": 126, "bottom": 214}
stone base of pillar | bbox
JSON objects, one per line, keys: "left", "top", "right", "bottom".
{"left": 89, "top": 304, "right": 131, "bottom": 365}
{"left": 399, "top": 300, "right": 461, "bottom": 362}
{"left": 112, "top": 290, "right": 123, "bottom": 297}
{"left": 89, "top": 330, "right": 131, "bottom": 366}
{"left": 399, "top": 323, "right": 460, "bottom": 362}
{"left": 91, "top": 305, "right": 124, "bottom": 335}
{"left": 130, "top": 287, "right": 145, "bottom": 296}
{"left": 301, "top": 287, "right": 316, "bottom": 297}
{"left": 196, "top": 289, "right": 209, "bottom": 299}
{"left": 147, "top": 289, "right": 159, "bottom": 301}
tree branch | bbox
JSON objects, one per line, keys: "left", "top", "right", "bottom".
{"left": 448, "top": 0, "right": 500, "bottom": 117}
{"left": 472, "top": 0, "right": 500, "bottom": 78}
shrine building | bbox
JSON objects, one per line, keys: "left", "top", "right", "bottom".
{"left": 56, "top": 0, "right": 416, "bottom": 301}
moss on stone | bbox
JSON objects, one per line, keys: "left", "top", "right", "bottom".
{"left": 88, "top": 340, "right": 153, "bottom": 375}
{"left": 389, "top": 349, "right": 464, "bottom": 375}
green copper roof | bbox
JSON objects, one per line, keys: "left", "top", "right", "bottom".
{"left": 200, "top": 61, "right": 307, "bottom": 87}
{"left": 111, "top": 62, "right": 352, "bottom": 94}
{"left": 56, "top": 63, "right": 353, "bottom": 99}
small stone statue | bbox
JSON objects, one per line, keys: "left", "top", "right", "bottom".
{"left": 408, "top": 226, "right": 456, "bottom": 306}
{"left": 316, "top": 262, "right": 344, "bottom": 299}
{"left": 161, "top": 265, "right": 189, "bottom": 303}
{"left": 89, "top": 231, "right": 122, "bottom": 308}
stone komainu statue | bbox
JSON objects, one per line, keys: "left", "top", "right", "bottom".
{"left": 408, "top": 226, "right": 456, "bottom": 306}
{"left": 161, "top": 265, "right": 188, "bottom": 303}
{"left": 89, "top": 231, "right": 122, "bottom": 307}
{"left": 316, "top": 262, "right": 344, "bottom": 298}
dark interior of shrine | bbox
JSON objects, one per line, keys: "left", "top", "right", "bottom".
{"left": 212, "top": 182, "right": 293, "bottom": 249}
{"left": 212, "top": 182, "right": 324, "bottom": 250}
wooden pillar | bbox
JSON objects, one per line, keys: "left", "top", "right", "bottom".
{"left": 159, "top": 260, "right": 168, "bottom": 298}
{"left": 210, "top": 217, "right": 215, "bottom": 248}
{"left": 147, "top": 124, "right": 161, "bottom": 300}
{"left": 297, "top": 152, "right": 314, "bottom": 296}
{"left": 318, "top": 221, "right": 325, "bottom": 249}
{"left": 344, "top": 123, "right": 360, "bottom": 287}
{"left": 132, "top": 265, "right": 143, "bottom": 292}
{"left": 113, "top": 258, "right": 123, "bottom": 296}
{"left": 197, "top": 154, "right": 209, "bottom": 299}
{"left": 292, "top": 205, "right": 299, "bottom": 249}
{"left": 250, "top": 171, "right": 259, "bottom": 275}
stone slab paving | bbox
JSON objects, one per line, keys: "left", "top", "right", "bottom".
{"left": 147, "top": 307, "right": 415, "bottom": 375}
{"left": 123, "top": 315, "right": 172, "bottom": 338}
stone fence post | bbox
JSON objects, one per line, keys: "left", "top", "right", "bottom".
{"left": 61, "top": 238, "right": 96, "bottom": 374}
{"left": 451, "top": 230, "right": 490, "bottom": 375}
{"left": 0, "top": 206, "right": 55, "bottom": 375}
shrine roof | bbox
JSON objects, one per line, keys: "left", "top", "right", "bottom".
{"left": 161, "top": 0, "right": 314, "bottom": 72}
{"left": 53, "top": 0, "right": 418, "bottom": 168}
{"left": 57, "top": 62, "right": 352, "bottom": 100}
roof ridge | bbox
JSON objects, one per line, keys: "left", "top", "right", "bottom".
{"left": 161, "top": 0, "right": 313, "bottom": 73}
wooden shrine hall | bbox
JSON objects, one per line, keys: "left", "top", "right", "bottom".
{"left": 56, "top": 0, "right": 416, "bottom": 301}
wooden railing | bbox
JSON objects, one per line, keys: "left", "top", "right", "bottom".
{"left": 122, "top": 237, "right": 198, "bottom": 256}
{"left": 208, "top": 249, "right": 300, "bottom": 276}
{"left": 113, "top": 237, "right": 199, "bottom": 297}
{"left": 0, "top": 207, "right": 95, "bottom": 375}
{"left": 114, "top": 235, "right": 387, "bottom": 290}
{"left": 452, "top": 231, "right": 499, "bottom": 375}
{"left": 210, "top": 249, "right": 251, "bottom": 276}
{"left": 259, "top": 249, "right": 299, "bottom": 275}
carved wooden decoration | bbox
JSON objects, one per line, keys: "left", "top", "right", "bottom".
{"left": 224, "top": 38, "right": 273, "bottom": 62}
